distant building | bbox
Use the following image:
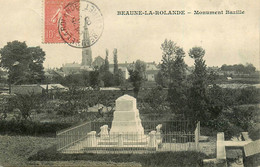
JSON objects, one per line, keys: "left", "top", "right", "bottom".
{"left": 62, "top": 62, "right": 81, "bottom": 75}
{"left": 145, "top": 62, "right": 159, "bottom": 81}
{"left": 109, "top": 63, "right": 130, "bottom": 79}
{"left": 40, "top": 84, "right": 68, "bottom": 93}
{"left": 11, "top": 84, "right": 43, "bottom": 94}
{"left": 146, "top": 70, "right": 159, "bottom": 81}
{"left": 109, "top": 62, "right": 160, "bottom": 81}
{"left": 11, "top": 84, "right": 68, "bottom": 95}
{"left": 146, "top": 62, "right": 158, "bottom": 70}
{"left": 92, "top": 56, "right": 105, "bottom": 68}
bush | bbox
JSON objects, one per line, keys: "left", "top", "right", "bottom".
{"left": 204, "top": 104, "right": 259, "bottom": 139}
{"left": 206, "top": 114, "right": 243, "bottom": 140}
{"left": 29, "top": 145, "right": 208, "bottom": 167}
{"left": 200, "top": 126, "right": 217, "bottom": 137}
{"left": 248, "top": 123, "right": 260, "bottom": 140}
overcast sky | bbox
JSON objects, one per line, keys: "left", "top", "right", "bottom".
{"left": 0, "top": 0, "right": 259, "bottom": 69}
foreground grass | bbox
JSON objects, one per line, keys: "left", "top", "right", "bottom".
{"left": 29, "top": 145, "right": 209, "bottom": 167}
{"left": 0, "top": 135, "right": 56, "bottom": 166}
{"left": 0, "top": 135, "right": 140, "bottom": 166}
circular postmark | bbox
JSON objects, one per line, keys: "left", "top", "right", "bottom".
{"left": 58, "top": 0, "right": 104, "bottom": 48}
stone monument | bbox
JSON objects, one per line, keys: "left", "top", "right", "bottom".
{"left": 110, "top": 94, "right": 144, "bottom": 139}
{"left": 78, "top": 94, "right": 162, "bottom": 153}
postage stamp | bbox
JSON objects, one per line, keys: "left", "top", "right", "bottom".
{"left": 44, "top": 0, "right": 104, "bottom": 48}
{"left": 44, "top": 0, "right": 80, "bottom": 43}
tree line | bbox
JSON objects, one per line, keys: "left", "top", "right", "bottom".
{"left": 221, "top": 63, "right": 256, "bottom": 74}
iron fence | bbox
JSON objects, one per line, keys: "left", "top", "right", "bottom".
{"left": 56, "top": 121, "right": 92, "bottom": 151}
{"left": 56, "top": 120, "right": 200, "bottom": 154}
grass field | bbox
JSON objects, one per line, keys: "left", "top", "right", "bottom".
{"left": 0, "top": 135, "right": 141, "bottom": 166}
{"left": 0, "top": 135, "right": 55, "bottom": 166}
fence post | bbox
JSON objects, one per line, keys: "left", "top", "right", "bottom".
{"left": 86, "top": 131, "right": 97, "bottom": 147}
{"left": 149, "top": 131, "right": 157, "bottom": 149}
{"left": 195, "top": 121, "right": 200, "bottom": 151}
{"left": 118, "top": 133, "right": 123, "bottom": 147}
{"left": 56, "top": 131, "right": 59, "bottom": 151}
{"left": 217, "top": 132, "right": 226, "bottom": 159}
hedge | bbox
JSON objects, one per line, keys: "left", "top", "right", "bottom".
{"left": 0, "top": 120, "right": 73, "bottom": 137}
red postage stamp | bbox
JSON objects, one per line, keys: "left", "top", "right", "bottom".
{"left": 44, "top": 0, "right": 80, "bottom": 43}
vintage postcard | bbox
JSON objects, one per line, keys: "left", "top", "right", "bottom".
{"left": 0, "top": 0, "right": 259, "bottom": 166}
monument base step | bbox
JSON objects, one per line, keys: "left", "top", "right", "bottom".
{"left": 98, "top": 141, "right": 148, "bottom": 145}
{"left": 83, "top": 146, "right": 156, "bottom": 152}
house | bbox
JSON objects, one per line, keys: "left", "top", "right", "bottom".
{"left": 146, "top": 62, "right": 158, "bottom": 70}
{"left": 92, "top": 56, "right": 105, "bottom": 68}
{"left": 62, "top": 62, "right": 81, "bottom": 75}
{"left": 146, "top": 70, "right": 159, "bottom": 81}
{"left": 62, "top": 62, "right": 94, "bottom": 76}
{"left": 109, "top": 63, "right": 130, "bottom": 79}
{"left": 145, "top": 62, "right": 159, "bottom": 81}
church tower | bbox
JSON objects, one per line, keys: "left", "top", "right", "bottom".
{"left": 81, "top": 17, "right": 92, "bottom": 66}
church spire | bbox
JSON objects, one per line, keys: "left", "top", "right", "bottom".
{"left": 81, "top": 17, "right": 92, "bottom": 66}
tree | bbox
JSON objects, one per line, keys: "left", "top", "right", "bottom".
{"left": 113, "top": 48, "right": 118, "bottom": 74}
{"left": 245, "top": 63, "right": 256, "bottom": 74}
{"left": 158, "top": 39, "right": 189, "bottom": 116}
{"left": 7, "top": 93, "right": 40, "bottom": 121}
{"left": 167, "top": 47, "right": 188, "bottom": 116}
{"left": 0, "top": 41, "right": 46, "bottom": 86}
{"left": 114, "top": 69, "right": 125, "bottom": 86}
{"left": 27, "top": 47, "right": 46, "bottom": 83}
{"left": 102, "top": 71, "right": 114, "bottom": 87}
{"left": 89, "top": 69, "right": 101, "bottom": 88}
{"left": 129, "top": 60, "right": 146, "bottom": 97}
{"left": 0, "top": 68, "right": 7, "bottom": 84}
{"left": 155, "top": 70, "right": 167, "bottom": 87}
{"left": 207, "top": 85, "right": 225, "bottom": 119}
{"left": 104, "top": 49, "right": 109, "bottom": 72}
{"left": 160, "top": 39, "right": 178, "bottom": 85}
{"left": 141, "top": 86, "right": 169, "bottom": 114}
{"left": 113, "top": 48, "right": 124, "bottom": 86}
{"left": 98, "top": 49, "right": 115, "bottom": 87}
{"left": 188, "top": 47, "right": 205, "bottom": 59}
{"left": 188, "top": 47, "right": 209, "bottom": 123}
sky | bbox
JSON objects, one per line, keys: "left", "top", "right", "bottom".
{"left": 0, "top": 0, "right": 259, "bottom": 69}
